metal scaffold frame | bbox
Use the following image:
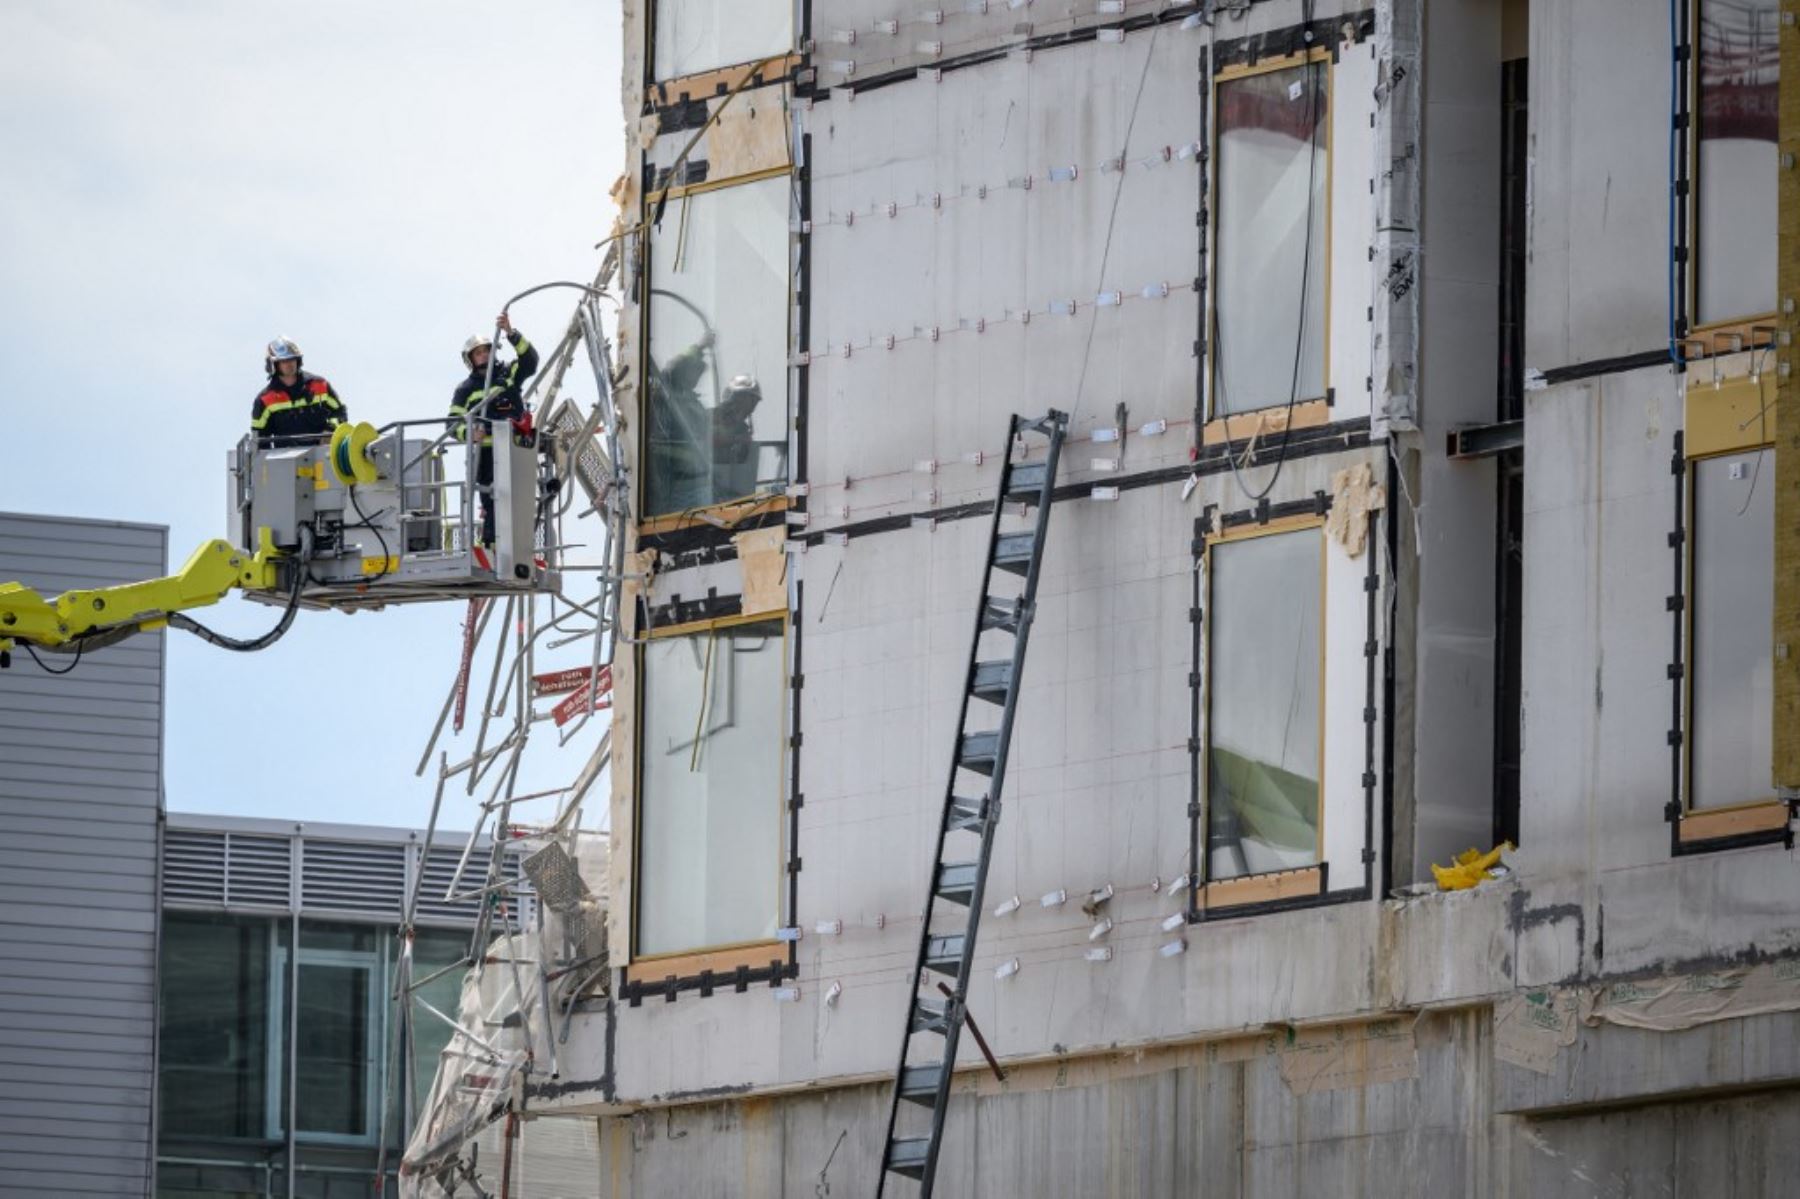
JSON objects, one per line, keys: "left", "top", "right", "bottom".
{"left": 374, "top": 257, "right": 636, "bottom": 1199}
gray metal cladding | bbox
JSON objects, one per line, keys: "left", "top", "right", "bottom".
{"left": 0, "top": 512, "right": 166, "bottom": 1196}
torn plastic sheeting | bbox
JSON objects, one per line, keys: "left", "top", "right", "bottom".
{"left": 1325, "top": 461, "right": 1387, "bottom": 558}
{"left": 1588, "top": 960, "right": 1800, "bottom": 1033}
{"left": 733, "top": 525, "right": 789, "bottom": 614}
{"left": 1493, "top": 989, "right": 1580, "bottom": 1075}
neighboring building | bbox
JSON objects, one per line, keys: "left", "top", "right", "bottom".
{"left": 0, "top": 512, "right": 168, "bottom": 1198}
{"left": 156, "top": 814, "right": 489, "bottom": 1198}
{"left": 156, "top": 815, "right": 601, "bottom": 1199}
{"left": 497, "top": 0, "right": 1800, "bottom": 1193}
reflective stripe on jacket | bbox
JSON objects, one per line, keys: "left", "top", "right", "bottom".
{"left": 251, "top": 373, "right": 346, "bottom": 444}
{"left": 449, "top": 331, "right": 539, "bottom": 443}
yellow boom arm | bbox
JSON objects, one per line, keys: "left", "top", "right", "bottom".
{"left": 0, "top": 537, "right": 283, "bottom": 659}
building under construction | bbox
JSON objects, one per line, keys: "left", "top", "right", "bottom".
{"left": 6, "top": 0, "right": 1800, "bottom": 1195}
{"left": 501, "top": 0, "right": 1800, "bottom": 1193}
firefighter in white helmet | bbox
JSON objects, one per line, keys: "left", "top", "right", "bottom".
{"left": 250, "top": 337, "right": 347, "bottom": 448}
{"left": 448, "top": 313, "right": 539, "bottom": 546}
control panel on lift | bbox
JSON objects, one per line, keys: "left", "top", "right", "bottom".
{"left": 229, "top": 420, "right": 559, "bottom": 610}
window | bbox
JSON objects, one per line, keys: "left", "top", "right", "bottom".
{"left": 644, "top": 176, "right": 792, "bottom": 519}
{"left": 1674, "top": 371, "right": 1783, "bottom": 846}
{"left": 1686, "top": 424, "right": 1776, "bottom": 810}
{"left": 653, "top": 0, "right": 791, "bottom": 82}
{"left": 1210, "top": 54, "right": 1330, "bottom": 418}
{"left": 1693, "top": 0, "right": 1778, "bottom": 327}
{"left": 636, "top": 616, "right": 787, "bottom": 957}
{"left": 160, "top": 914, "right": 274, "bottom": 1140}
{"left": 1203, "top": 525, "right": 1324, "bottom": 883}
{"left": 268, "top": 928, "right": 384, "bottom": 1145}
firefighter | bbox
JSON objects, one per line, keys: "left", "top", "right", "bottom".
{"left": 251, "top": 337, "right": 347, "bottom": 448}
{"left": 449, "top": 313, "right": 539, "bottom": 546}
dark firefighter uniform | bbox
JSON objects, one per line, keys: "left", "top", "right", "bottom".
{"left": 251, "top": 373, "right": 347, "bottom": 447}
{"left": 449, "top": 330, "right": 539, "bottom": 545}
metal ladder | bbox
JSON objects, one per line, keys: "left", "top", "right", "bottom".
{"left": 877, "top": 409, "right": 1069, "bottom": 1196}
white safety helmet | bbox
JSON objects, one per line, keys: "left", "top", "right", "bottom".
{"left": 461, "top": 333, "right": 494, "bottom": 370}
{"left": 265, "top": 337, "right": 303, "bottom": 375}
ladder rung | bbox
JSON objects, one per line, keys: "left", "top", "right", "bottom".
{"left": 886, "top": 1137, "right": 930, "bottom": 1178}
{"left": 969, "top": 659, "right": 1014, "bottom": 705}
{"left": 944, "top": 795, "right": 989, "bottom": 835}
{"left": 899, "top": 1062, "right": 946, "bottom": 1106}
{"left": 958, "top": 731, "right": 999, "bottom": 775}
{"left": 1004, "top": 460, "right": 1049, "bottom": 502}
{"left": 992, "top": 532, "right": 1037, "bottom": 576}
{"left": 981, "top": 595, "right": 1024, "bottom": 634}
{"left": 924, "top": 933, "right": 965, "bottom": 975}
{"left": 935, "top": 861, "right": 978, "bottom": 906}
{"left": 911, "top": 996, "right": 949, "bottom": 1036}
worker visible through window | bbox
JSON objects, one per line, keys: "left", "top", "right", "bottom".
{"left": 644, "top": 176, "right": 791, "bottom": 518}
{"left": 250, "top": 337, "right": 347, "bottom": 448}
{"left": 449, "top": 313, "right": 539, "bottom": 547}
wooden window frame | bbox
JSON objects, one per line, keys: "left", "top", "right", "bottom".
{"left": 637, "top": 166, "right": 797, "bottom": 532}
{"left": 1198, "top": 514, "right": 1329, "bottom": 910}
{"left": 630, "top": 611, "right": 791, "bottom": 968}
{"left": 1204, "top": 48, "right": 1335, "bottom": 440}
{"left": 1677, "top": 368, "right": 1786, "bottom": 844}
{"left": 1685, "top": 0, "right": 1781, "bottom": 340}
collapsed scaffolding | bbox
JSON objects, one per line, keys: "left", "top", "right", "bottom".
{"left": 370, "top": 260, "right": 633, "bottom": 1198}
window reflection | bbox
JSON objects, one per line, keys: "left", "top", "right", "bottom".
{"left": 1212, "top": 59, "right": 1329, "bottom": 417}
{"left": 1696, "top": 0, "right": 1778, "bottom": 324}
{"left": 637, "top": 619, "right": 786, "bottom": 955}
{"left": 654, "top": 0, "right": 791, "bottom": 82}
{"left": 646, "top": 177, "right": 791, "bottom": 518}
{"left": 159, "top": 914, "right": 272, "bottom": 1139}
{"left": 1206, "top": 529, "right": 1322, "bottom": 880}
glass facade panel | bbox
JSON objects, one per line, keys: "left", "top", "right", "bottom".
{"left": 159, "top": 914, "right": 271, "bottom": 1139}
{"left": 638, "top": 618, "right": 786, "bottom": 955}
{"left": 1206, "top": 528, "right": 1323, "bottom": 880}
{"left": 1689, "top": 451, "right": 1775, "bottom": 808}
{"left": 1212, "top": 59, "right": 1329, "bottom": 417}
{"left": 294, "top": 962, "right": 373, "bottom": 1138}
{"left": 645, "top": 176, "right": 791, "bottom": 518}
{"left": 654, "top": 0, "right": 791, "bottom": 81}
{"left": 1696, "top": 0, "right": 1778, "bottom": 324}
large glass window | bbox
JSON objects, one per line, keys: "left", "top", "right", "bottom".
{"left": 646, "top": 176, "right": 792, "bottom": 518}
{"left": 654, "top": 0, "right": 792, "bottom": 82}
{"left": 269, "top": 931, "right": 383, "bottom": 1144}
{"left": 1695, "top": 0, "right": 1779, "bottom": 326}
{"left": 160, "top": 914, "right": 273, "bottom": 1140}
{"left": 637, "top": 617, "right": 786, "bottom": 956}
{"left": 1211, "top": 57, "right": 1329, "bottom": 417}
{"left": 1205, "top": 527, "right": 1323, "bottom": 880}
{"left": 1689, "top": 450, "right": 1775, "bottom": 807}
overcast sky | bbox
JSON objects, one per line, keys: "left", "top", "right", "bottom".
{"left": 0, "top": 1, "right": 624, "bottom": 831}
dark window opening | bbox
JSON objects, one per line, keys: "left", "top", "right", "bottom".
{"left": 1493, "top": 57, "right": 1528, "bottom": 847}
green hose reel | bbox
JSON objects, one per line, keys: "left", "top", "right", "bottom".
{"left": 327, "top": 421, "right": 382, "bottom": 486}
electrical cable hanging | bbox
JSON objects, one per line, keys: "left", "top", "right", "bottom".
{"left": 1218, "top": 0, "right": 1321, "bottom": 504}
{"left": 167, "top": 527, "right": 312, "bottom": 653}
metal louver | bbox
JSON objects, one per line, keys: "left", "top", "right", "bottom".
{"left": 301, "top": 839, "right": 406, "bottom": 919}
{"left": 162, "top": 829, "right": 226, "bottom": 906}
{"left": 162, "top": 819, "right": 529, "bottom": 929}
{"left": 225, "top": 835, "right": 293, "bottom": 908}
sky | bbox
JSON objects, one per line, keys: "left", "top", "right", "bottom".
{"left": 0, "top": 1, "right": 624, "bottom": 831}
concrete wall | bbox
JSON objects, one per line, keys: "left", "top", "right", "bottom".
{"left": 538, "top": 0, "right": 1800, "bottom": 1192}
{"left": 0, "top": 512, "right": 167, "bottom": 1196}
